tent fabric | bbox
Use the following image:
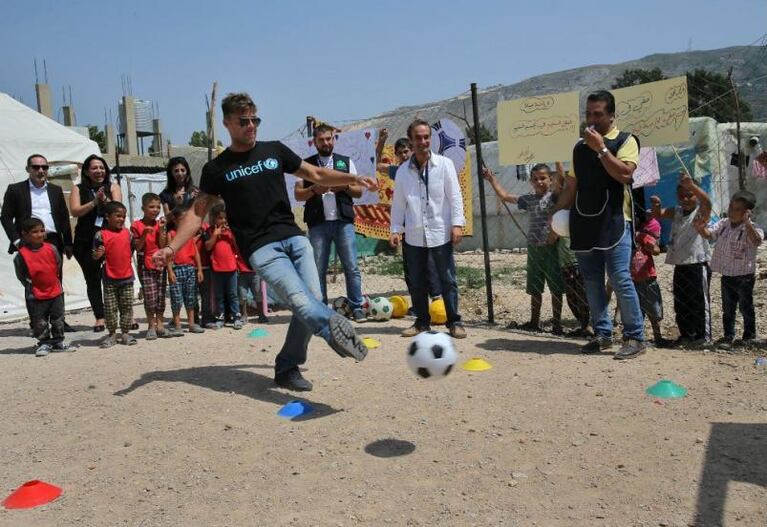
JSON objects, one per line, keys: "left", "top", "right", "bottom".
{"left": 0, "top": 92, "right": 101, "bottom": 321}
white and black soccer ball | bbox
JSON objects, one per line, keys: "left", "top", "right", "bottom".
{"left": 332, "top": 296, "right": 353, "bottom": 318}
{"left": 406, "top": 331, "right": 458, "bottom": 380}
{"left": 369, "top": 297, "right": 393, "bottom": 321}
{"left": 361, "top": 294, "right": 371, "bottom": 316}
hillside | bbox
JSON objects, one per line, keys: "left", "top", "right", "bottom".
{"left": 348, "top": 46, "right": 766, "bottom": 138}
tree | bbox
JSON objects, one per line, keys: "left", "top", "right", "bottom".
{"left": 611, "top": 67, "right": 666, "bottom": 88}
{"left": 687, "top": 68, "right": 753, "bottom": 122}
{"left": 88, "top": 125, "right": 106, "bottom": 152}
{"left": 189, "top": 130, "right": 222, "bottom": 148}
{"left": 465, "top": 123, "right": 497, "bottom": 145}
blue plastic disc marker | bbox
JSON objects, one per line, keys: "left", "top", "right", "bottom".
{"left": 248, "top": 328, "right": 269, "bottom": 338}
{"left": 277, "top": 400, "right": 314, "bottom": 420}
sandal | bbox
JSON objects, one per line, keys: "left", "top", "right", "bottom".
{"left": 99, "top": 334, "right": 118, "bottom": 348}
{"left": 120, "top": 334, "right": 137, "bottom": 346}
{"left": 93, "top": 324, "right": 106, "bottom": 333}
{"left": 130, "top": 322, "right": 140, "bottom": 330}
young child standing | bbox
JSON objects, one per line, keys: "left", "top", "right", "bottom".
{"left": 697, "top": 190, "right": 764, "bottom": 349}
{"left": 483, "top": 164, "right": 564, "bottom": 333}
{"left": 93, "top": 201, "right": 136, "bottom": 348}
{"left": 196, "top": 219, "right": 216, "bottom": 329}
{"left": 205, "top": 204, "right": 243, "bottom": 329}
{"left": 651, "top": 172, "right": 713, "bottom": 346}
{"left": 167, "top": 204, "right": 205, "bottom": 334}
{"left": 13, "top": 218, "right": 72, "bottom": 356}
{"left": 130, "top": 193, "right": 169, "bottom": 340}
{"left": 631, "top": 216, "right": 668, "bottom": 347}
{"left": 236, "top": 245, "right": 269, "bottom": 325}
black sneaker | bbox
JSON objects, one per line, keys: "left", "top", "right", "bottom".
{"left": 714, "top": 337, "right": 734, "bottom": 351}
{"left": 327, "top": 314, "right": 368, "bottom": 361}
{"left": 63, "top": 321, "right": 76, "bottom": 333}
{"left": 275, "top": 368, "right": 313, "bottom": 392}
{"left": 581, "top": 336, "right": 613, "bottom": 354}
{"left": 614, "top": 339, "right": 647, "bottom": 360}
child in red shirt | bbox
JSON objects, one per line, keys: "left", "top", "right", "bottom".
{"left": 631, "top": 216, "right": 668, "bottom": 347}
{"left": 204, "top": 204, "right": 242, "bottom": 329}
{"left": 167, "top": 203, "right": 204, "bottom": 334}
{"left": 196, "top": 220, "right": 216, "bottom": 328}
{"left": 93, "top": 201, "right": 136, "bottom": 348}
{"left": 13, "top": 218, "right": 71, "bottom": 356}
{"left": 131, "top": 193, "right": 169, "bottom": 340}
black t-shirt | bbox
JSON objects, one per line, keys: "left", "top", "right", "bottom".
{"left": 199, "top": 141, "right": 304, "bottom": 259}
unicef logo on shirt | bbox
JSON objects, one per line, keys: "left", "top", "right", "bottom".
{"left": 264, "top": 158, "right": 279, "bottom": 170}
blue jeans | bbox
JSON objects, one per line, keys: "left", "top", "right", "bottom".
{"left": 212, "top": 271, "right": 240, "bottom": 320}
{"left": 575, "top": 224, "right": 644, "bottom": 341}
{"left": 249, "top": 235, "right": 336, "bottom": 374}
{"left": 307, "top": 221, "right": 363, "bottom": 310}
{"left": 403, "top": 241, "right": 461, "bottom": 329}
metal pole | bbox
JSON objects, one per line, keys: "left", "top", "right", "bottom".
{"left": 470, "top": 83, "right": 494, "bottom": 324}
{"left": 728, "top": 69, "right": 745, "bottom": 190}
{"left": 306, "top": 116, "right": 314, "bottom": 138}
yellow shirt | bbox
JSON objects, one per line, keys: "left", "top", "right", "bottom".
{"left": 569, "top": 127, "right": 639, "bottom": 220}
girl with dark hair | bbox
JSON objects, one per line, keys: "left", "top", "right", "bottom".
{"left": 69, "top": 154, "right": 123, "bottom": 332}
{"left": 160, "top": 157, "right": 198, "bottom": 216}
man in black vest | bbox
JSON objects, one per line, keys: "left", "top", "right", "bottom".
{"left": 553, "top": 90, "right": 646, "bottom": 359}
{"left": 295, "top": 124, "right": 366, "bottom": 322}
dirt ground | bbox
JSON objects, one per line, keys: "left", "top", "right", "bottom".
{"left": 1, "top": 302, "right": 766, "bottom": 527}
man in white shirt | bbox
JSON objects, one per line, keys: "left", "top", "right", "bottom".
{"left": 2, "top": 154, "right": 74, "bottom": 331}
{"left": 389, "top": 119, "right": 467, "bottom": 338}
{"left": 295, "top": 124, "right": 366, "bottom": 322}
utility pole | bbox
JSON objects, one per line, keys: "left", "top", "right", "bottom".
{"left": 728, "top": 68, "right": 745, "bottom": 190}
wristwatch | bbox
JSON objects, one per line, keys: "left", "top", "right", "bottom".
{"left": 597, "top": 147, "right": 609, "bottom": 159}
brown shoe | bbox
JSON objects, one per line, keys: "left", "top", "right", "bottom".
{"left": 449, "top": 323, "right": 467, "bottom": 339}
{"left": 401, "top": 325, "right": 429, "bottom": 337}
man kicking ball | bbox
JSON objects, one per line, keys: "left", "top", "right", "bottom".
{"left": 153, "top": 93, "right": 377, "bottom": 391}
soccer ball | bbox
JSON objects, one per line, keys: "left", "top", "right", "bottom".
{"left": 332, "top": 296, "right": 353, "bottom": 318}
{"left": 361, "top": 294, "right": 371, "bottom": 315}
{"left": 406, "top": 331, "right": 458, "bottom": 380}
{"left": 369, "top": 297, "right": 393, "bottom": 321}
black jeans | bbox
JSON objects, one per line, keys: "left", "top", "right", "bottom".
{"left": 403, "top": 241, "right": 461, "bottom": 329}
{"left": 673, "top": 263, "right": 712, "bottom": 341}
{"left": 721, "top": 274, "right": 756, "bottom": 340}
{"left": 29, "top": 294, "right": 65, "bottom": 345}
{"left": 73, "top": 239, "right": 105, "bottom": 320}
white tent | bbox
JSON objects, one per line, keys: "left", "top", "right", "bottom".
{"left": 0, "top": 92, "right": 101, "bottom": 321}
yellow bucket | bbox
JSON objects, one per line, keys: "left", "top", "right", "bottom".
{"left": 429, "top": 298, "right": 447, "bottom": 324}
{"left": 390, "top": 295, "right": 408, "bottom": 318}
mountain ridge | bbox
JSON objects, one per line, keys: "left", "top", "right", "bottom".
{"left": 348, "top": 45, "right": 766, "bottom": 139}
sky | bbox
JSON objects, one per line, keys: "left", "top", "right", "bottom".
{"left": 2, "top": 0, "right": 765, "bottom": 147}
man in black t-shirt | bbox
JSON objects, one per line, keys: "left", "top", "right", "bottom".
{"left": 154, "top": 93, "right": 378, "bottom": 391}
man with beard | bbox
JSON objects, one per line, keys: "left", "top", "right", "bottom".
{"left": 294, "top": 124, "right": 366, "bottom": 322}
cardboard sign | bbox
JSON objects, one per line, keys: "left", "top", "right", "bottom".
{"left": 497, "top": 91, "right": 580, "bottom": 165}
{"left": 612, "top": 76, "right": 689, "bottom": 147}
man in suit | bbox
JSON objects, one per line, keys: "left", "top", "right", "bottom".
{"left": 2, "top": 154, "right": 74, "bottom": 330}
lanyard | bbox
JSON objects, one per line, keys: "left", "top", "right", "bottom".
{"left": 416, "top": 158, "right": 429, "bottom": 203}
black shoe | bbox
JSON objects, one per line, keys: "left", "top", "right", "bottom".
{"left": 614, "top": 339, "right": 647, "bottom": 360}
{"left": 274, "top": 368, "right": 313, "bottom": 392}
{"left": 581, "top": 336, "right": 613, "bottom": 354}
{"left": 63, "top": 321, "right": 76, "bottom": 333}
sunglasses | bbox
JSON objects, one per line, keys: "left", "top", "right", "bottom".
{"left": 238, "top": 117, "right": 262, "bottom": 128}
{"left": 29, "top": 164, "right": 49, "bottom": 171}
